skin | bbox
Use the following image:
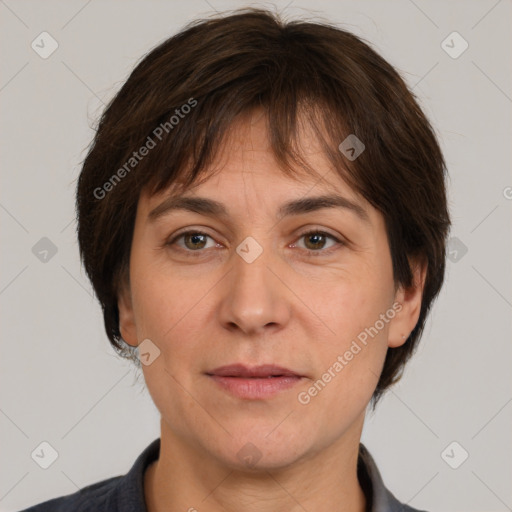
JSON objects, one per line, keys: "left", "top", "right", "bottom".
{"left": 118, "top": 109, "right": 426, "bottom": 512}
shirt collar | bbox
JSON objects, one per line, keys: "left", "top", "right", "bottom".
{"left": 115, "top": 438, "right": 413, "bottom": 512}
{"left": 357, "top": 442, "right": 415, "bottom": 511}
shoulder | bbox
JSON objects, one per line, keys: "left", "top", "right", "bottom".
{"left": 382, "top": 487, "right": 430, "bottom": 512}
{"left": 358, "top": 443, "right": 431, "bottom": 512}
{"left": 18, "top": 438, "right": 160, "bottom": 512}
{"left": 18, "top": 475, "right": 122, "bottom": 511}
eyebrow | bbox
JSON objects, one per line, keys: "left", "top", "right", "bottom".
{"left": 148, "top": 194, "right": 370, "bottom": 224}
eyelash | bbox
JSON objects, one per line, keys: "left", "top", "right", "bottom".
{"left": 166, "top": 229, "right": 344, "bottom": 257}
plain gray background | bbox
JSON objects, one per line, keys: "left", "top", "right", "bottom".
{"left": 1, "top": 1, "right": 511, "bottom": 511}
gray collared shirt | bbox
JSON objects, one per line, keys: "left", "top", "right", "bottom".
{"left": 358, "top": 443, "right": 428, "bottom": 512}
{"left": 20, "top": 439, "right": 429, "bottom": 511}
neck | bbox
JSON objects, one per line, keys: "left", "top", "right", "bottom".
{"left": 144, "top": 420, "right": 367, "bottom": 512}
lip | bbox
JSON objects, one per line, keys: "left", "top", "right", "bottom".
{"left": 206, "top": 364, "right": 304, "bottom": 400}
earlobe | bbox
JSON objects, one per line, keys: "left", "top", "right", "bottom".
{"left": 118, "top": 285, "right": 138, "bottom": 347}
{"left": 387, "top": 257, "right": 427, "bottom": 348}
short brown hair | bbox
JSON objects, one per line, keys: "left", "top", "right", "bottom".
{"left": 76, "top": 8, "right": 450, "bottom": 408}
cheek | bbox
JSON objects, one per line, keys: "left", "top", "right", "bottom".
{"left": 131, "top": 267, "right": 205, "bottom": 337}
{"left": 298, "top": 304, "right": 389, "bottom": 433}
{"left": 319, "top": 270, "right": 393, "bottom": 340}
{"left": 131, "top": 272, "right": 216, "bottom": 386}
{"left": 303, "top": 269, "right": 393, "bottom": 398}
{"left": 133, "top": 276, "right": 209, "bottom": 424}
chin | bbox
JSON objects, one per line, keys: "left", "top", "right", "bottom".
{"left": 213, "top": 425, "right": 310, "bottom": 472}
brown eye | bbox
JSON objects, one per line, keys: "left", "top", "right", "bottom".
{"left": 303, "top": 232, "right": 328, "bottom": 250}
{"left": 183, "top": 233, "right": 208, "bottom": 250}
{"left": 168, "top": 231, "right": 217, "bottom": 252}
{"left": 296, "top": 230, "right": 340, "bottom": 252}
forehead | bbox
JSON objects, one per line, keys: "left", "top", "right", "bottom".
{"left": 141, "top": 108, "right": 370, "bottom": 212}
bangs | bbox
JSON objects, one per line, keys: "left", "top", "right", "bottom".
{"left": 136, "top": 79, "right": 358, "bottom": 204}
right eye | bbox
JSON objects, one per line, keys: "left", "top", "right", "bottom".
{"left": 167, "top": 230, "right": 220, "bottom": 253}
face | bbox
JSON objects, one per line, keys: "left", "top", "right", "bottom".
{"left": 119, "top": 110, "right": 424, "bottom": 471}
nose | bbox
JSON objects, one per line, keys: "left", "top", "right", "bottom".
{"left": 217, "top": 243, "right": 291, "bottom": 335}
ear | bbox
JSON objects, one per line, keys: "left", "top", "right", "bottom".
{"left": 117, "top": 281, "right": 138, "bottom": 347}
{"left": 387, "top": 256, "right": 427, "bottom": 348}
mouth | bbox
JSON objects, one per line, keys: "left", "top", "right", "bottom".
{"left": 206, "top": 364, "right": 305, "bottom": 400}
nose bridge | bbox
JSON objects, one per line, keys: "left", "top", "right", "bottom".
{"left": 218, "top": 235, "right": 290, "bottom": 333}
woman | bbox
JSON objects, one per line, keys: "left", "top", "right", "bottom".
{"left": 22, "top": 7, "right": 449, "bottom": 512}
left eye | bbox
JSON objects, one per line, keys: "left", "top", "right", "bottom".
{"left": 293, "top": 231, "right": 340, "bottom": 251}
